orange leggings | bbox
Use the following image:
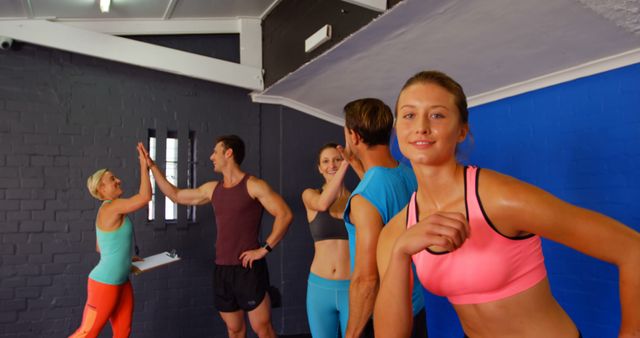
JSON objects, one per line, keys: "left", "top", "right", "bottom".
{"left": 69, "top": 278, "right": 133, "bottom": 338}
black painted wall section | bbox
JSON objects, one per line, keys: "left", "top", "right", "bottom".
{"left": 128, "top": 34, "right": 240, "bottom": 61}
{"left": 260, "top": 104, "right": 359, "bottom": 334}
{"left": 262, "top": 0, "right": 406, "bottom": 87}
{"left": 262, "top": 0, "right": 379, "bottom": 86}
{"left": 0, "top": 36, "right": 353, "bottom": 337}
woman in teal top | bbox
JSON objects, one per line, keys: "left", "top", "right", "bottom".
{"left": 70, "top": 143, "right": 151, "bottom": 338}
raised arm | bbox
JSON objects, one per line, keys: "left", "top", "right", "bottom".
{"left": 480, "top": 170, "right": 640, "bottom": 337}
{"left": 302, "top": 156, "right": 349, "bottom": 212}
{"left": 374, "top": 211, "right": 413, "bottom": 338}
{"left": 141, "top": 144, "right": 216, "bottom": 206}
{"left": 340, "top": 144, "right": 365, "bottom": 179}
{"left": 105, "top": 143, "right": 152, "bottom": 215}
{"left": 345, "top": 195, "right": 383, "bottom": 338}
{"left": 239, "top": 177, "right": 293, "bottom": 268}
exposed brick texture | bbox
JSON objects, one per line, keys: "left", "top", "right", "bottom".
{"left": 0, "top": 36, "right": 351, "bottom": 337}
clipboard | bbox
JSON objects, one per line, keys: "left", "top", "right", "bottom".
{"left": 132, "top": 250, "right": 180, "bottom": 273}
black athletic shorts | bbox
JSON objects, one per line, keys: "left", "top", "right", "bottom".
{"left": 213, "top": 258, "right": 270, "bottom": 312}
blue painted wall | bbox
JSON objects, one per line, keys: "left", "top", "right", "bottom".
{"left": 392, "top": 63, "right": 640, "bottom": 338}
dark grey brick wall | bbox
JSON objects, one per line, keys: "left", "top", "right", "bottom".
{"left": 0, "top": 36, "right": 349, "bottom": 337}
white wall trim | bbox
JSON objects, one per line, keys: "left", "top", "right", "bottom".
{"left": 239, "top": 18, "right": 262, "bottom": 68}
{"left": 468, "top": 47, "right": 640, "bottom": 107}
{"left": 54, "top": 18, "right": 243, "bottom": 35}
{"left": 251, "top": 93, "right": 344, "bottom": 126}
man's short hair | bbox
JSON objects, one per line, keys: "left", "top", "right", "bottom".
{"left": 344, "top": 98, "right": 393, "bottom": 146}
{"left": 216, "top": 134, "right": 245, "bottom": 165}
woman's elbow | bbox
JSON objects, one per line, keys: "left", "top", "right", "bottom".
{"left": 621, "top": 241, "right": 640, "bottom": 269}
{"left": 316, "top": 201, "right": 331, "bottom": 212}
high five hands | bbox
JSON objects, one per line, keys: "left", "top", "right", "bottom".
{"left": 136, "top": 142, "right": 148, "bottom": 169}
{"left": 137, "top": 143, "right": 155, "bottom": 169}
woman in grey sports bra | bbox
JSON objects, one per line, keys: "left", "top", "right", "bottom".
{"left": 301, "top": 143, "right": 352, "bottom": 338}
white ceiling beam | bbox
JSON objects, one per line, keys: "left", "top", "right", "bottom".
{"left": 55, "top": 18, "right": 242, "bottom": 35}
{"left": 239, "top": 18, "right": 262, "bottom": 68}
{"left": 341, "top": 0, "right": 386, "bottom": 12}
{"left": 0, "top": 20, "right": 263, "bottom": 91}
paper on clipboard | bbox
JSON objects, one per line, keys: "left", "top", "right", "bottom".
{"left": 132, "top": 250, "right": 180, "bottom": 273}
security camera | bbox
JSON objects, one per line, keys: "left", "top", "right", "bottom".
{"left": 0, "top": 37, "right": 13, "bottom": 51}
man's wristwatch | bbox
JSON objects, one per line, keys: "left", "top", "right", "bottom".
{"left": 262, "top": 242, "right": 273, "bottom": 253}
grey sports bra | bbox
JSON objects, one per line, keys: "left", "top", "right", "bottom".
{"left": 309, "top": 211, "right": 348, "bottom": 242}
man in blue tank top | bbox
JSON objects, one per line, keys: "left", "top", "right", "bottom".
{"left": 341, "top": 99, "right": 427, "bottom": 338}
{"left": 145, "top": 135, "right": 292, "bottom": 338}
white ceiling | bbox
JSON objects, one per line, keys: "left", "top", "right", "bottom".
{"left": 253, "top": 0, "right": 640, "bottom": 125}
{"left": 0, "top": 0, "right": 280, "bottom": 20}
{"left": 1, "top": 0, "right": 640, "bottom": 126}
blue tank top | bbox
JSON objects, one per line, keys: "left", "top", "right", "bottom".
{"left": 89, "top": 213, "right": 133, "bottom": 285}
{"left": 343, "top": 164, "right": 424, "bottom": 314}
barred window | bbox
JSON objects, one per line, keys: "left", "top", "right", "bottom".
{"left": 148, "top": 129, "right": 196, "bottom": 222}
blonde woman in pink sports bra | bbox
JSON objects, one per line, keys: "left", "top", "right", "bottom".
{"left": 374, "top": 70, "right": 640, "bottom": 338}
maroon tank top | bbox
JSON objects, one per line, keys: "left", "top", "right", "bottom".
{"left": 211, "top": 174, "right": 264, "bottom": 265}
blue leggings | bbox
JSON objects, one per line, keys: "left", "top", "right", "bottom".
{"left": 307, "top": 272, "right": 350, "bottom": 338}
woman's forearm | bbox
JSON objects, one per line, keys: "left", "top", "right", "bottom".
{"left": 138, "top": 161, "right": 151, "bottom": 201}
{"left": 374, "top": 247, "right": 414, "bottom": 337}
{"left": 317, "top": 162, "right": 349, "bottom": 210}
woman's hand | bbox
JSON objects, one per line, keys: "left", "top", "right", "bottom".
{"left": 136, "top": 142, "right": 149, "bottom": 169}
{"left": 394, "top": 211, "right": 470, "bottom": 257}
{"left": 337, "top": 144, "right": 355, "bottom": 166}
{"left": 335, "top": 145, "right": 350, "bottom": 168}
{"left": 130, "top": 256, "right": 144, "bottom": 275}
{"left": 130, "top": 265, "right": 142, "bottom": 276}
{"left": 337, "top": 144, "right": 364, "bottom": 178}
{"left": 138, "top": 143, "right": 156, "bottom": 169}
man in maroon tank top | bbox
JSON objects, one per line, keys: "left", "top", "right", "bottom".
{"left": 145, "top": 135, "right": 292, "bottom": 338}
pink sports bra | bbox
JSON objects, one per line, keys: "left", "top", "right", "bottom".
{"left": 408, "top": 166, "right": 547, "bottom": 304}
